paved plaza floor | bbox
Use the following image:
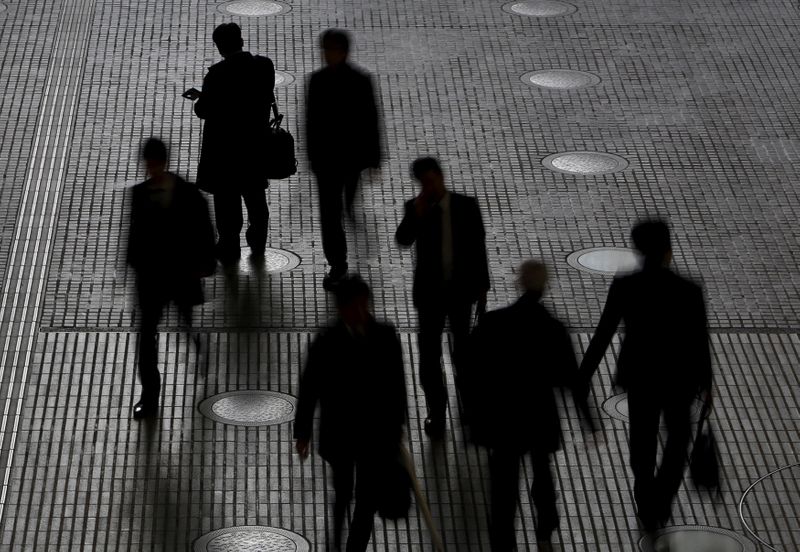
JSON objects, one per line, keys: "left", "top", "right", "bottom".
{"left": 0, "top": 0, "right": 799, "bottom": 549}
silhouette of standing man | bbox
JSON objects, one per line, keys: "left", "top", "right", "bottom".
{"left": 396, "top": 157, "right": 490, "bottom": 438}
{"left": 464, "top": 261, "right": 591, "bottom": 551}
{"left": 294, "top": 276, "right": 407, "bottom": 552}
{"left": 191, "top": 22, "right": 275, "bottom": 264}
{"left": 576, "top": 220, "right": 712, "bottom": 531}
{"left": 127, "top": 138, "right": 216, "bottom": 420}
{"left": 306, "top": 29, "right": 381, "bottom": 289}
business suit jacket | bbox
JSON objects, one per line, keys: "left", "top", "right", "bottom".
{"left": 395, "top": 192, "right": 490, "bottom": 308}
{"left": 579, "top": 265, "right": 712, "bottom": 395}
{"left": 127, "top": 174, "right": 216, "bottom": 304}
{"left": 293, "top": 318, "right": 407, "bottom": 462}
{"left": 306, "top": 62, "right": 381, "bottom": 174}
{"left": 194, "top": 51, "right": 275, "bottom": 193}
{"left": 462, "top": 293, "right": 577, "bottom": 453}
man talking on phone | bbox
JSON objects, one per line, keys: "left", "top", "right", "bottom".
{"left": 189, "top": 22, "right": 275, "bottom": 265}
{"left": 395, "top": 157, "right": 490, "bottom": 438}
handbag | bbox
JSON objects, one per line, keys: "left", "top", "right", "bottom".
{"left": 690, "top": 397, "right": 720, "bottom": 490}
{"left": 265, "top": 99, "right": 297, "bottom": 180}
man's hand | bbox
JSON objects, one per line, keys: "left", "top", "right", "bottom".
{"left": 700, "top": 387, "right": 712, "bottom": 409}
{"left": 413, "top": 192, "right": 431, "bottom": 218}
{"left": 295, "top": 439, "right": 310, "bottom": 460}
{"left": 182, "top": 88, "right": 201, "bottom": 101}
{"left": 476, "top": 292, "right": 488, "bottom": 317}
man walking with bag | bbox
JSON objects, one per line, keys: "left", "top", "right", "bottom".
{"left": 306, "top": 29, "right": 382, "bottom": 289}
{"left": 294, "top": 276, "right": 407, "bottom": 552}
{"left": 191, "top": 22, "right": 275, "bottom": 264}
{"left": 576, "top": 220, "right": 713, "bottom": 531}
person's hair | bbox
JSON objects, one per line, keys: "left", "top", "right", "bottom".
{"left": 631, "top": 219, "right": 672, "bottom": 263}
{"left": 320, "top": 29, "right": 350, "bottom": 53}
{"left": 518, "top": 260, "right": 548, "bottom": 294}
{"left": 212, "top": 23, "right": 243, "bottom": 54}
{"left": 334, "top": 275, "right": 371, "bottom": 307}
{"left": 141, "top": 137, "right": 168, "bottom": 164}
{"left": 410, "top": 157, "right": 443, "bottom": 180}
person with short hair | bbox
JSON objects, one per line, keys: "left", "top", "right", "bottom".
{"left": 463, "top": 260, "right": 590, "bottom": 550}
{"left": 306, "top": 29, "right": 382, "bottom": 289}
{"left": 395, "top": 156, "right": 490, "bottom": 438}
{"left": 127, "top": 138, "right": 216, "bottom": 420}
{"left": 192, "top": 22, "right": 276, "bottom": 264}
{"left": 294, "top": 275, "right": 407, "bottom": 551}
{"left": 576, "top": 219, "right": 713, "bottom": 531}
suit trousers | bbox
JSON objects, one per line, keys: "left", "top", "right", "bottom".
{"left": 417, "top": 297, "right": 473, "bottom": 420}
{"left": 315, "top": 169, "right": 361, "bottom": 270}
{"left": 628, "top": 389, "right": 693, "bottom": 523}
{"left": 488, "top": 447, "right": 558, "bottom": 550}
{"left": 329, "top": 455, "right": 381, "bottom": 552}
{"left": 136, "top": 280, "right": 195, "bottom": 405}
{"left": 213, "top": 186, "right": 269, "bottom": 256}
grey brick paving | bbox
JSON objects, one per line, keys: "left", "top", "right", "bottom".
{"left": 1, "top": 0, "right": 799, "bottom": 548}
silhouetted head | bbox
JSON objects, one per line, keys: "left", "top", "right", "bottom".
{"left": 631, "top": 219, "right": 672, "bottom": 267}
{"left": 141, "top": 137, "right": 168, "bottom": 179}
{"left": 320, "top": 29, "right": 350, "bottom": 67}
{"left": 213, "top": 23, "right": 244, "bottom": 58}
{"left": 411, "top": 157, "right": 446, "bottom": 199}
{"left": 518, "top": 260, "right": 548, "bottom": 297}
{"left": 334, "top": 275, "right": 371, "bottom": 329}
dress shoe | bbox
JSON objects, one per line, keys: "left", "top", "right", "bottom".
{"left": 132, "top": 401, "right": 158, "bottom": 420}
{"left": 322, "top": 265, "right": 348, "bottom": 291}
{"left": 424, "top": 417, "right": 445, "bottom": 439}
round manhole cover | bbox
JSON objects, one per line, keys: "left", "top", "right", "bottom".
{"left": 217, "top": 0, "right": 290, "bottom": 16}
{"left": 274, "top": 71, "right": 295, "bottom": 87}
{"left": 522, "top": 69, "right": 601, "bottom": 90}
{"left": 233, "top": 248, "right": 301, "bottom": 274}
{"left": 602, "top": 393, "right": 705, "bottom": 424}
{"left": 739, "top": 463, "right": 800, "bottom": 550}
{"left": 198, "top": 390, "right": 297, "bottom": 427}
{"left": 639, "top": 526, "right": 755, "bottom": 551}
{"left": 566, "top": 247, "right": 640, "bottom": 276}
{"left": 543, "top": 151, "right": 629, "bottom": 175}
{"left": 195, "top": 526, "right": 310, "bottom": 551}
{"left": 502, "top": 0, "right": 577, "bottom": 16}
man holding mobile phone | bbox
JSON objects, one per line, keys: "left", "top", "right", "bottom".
{"left": 191, "top": 22, "right": 276, "bottom": 265}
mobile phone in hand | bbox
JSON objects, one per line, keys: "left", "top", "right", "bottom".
{"left": 182, "top": 88, "right": 201, "bottom": 100}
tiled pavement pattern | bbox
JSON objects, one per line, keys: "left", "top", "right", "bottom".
{"left": 0, "top": 0, "right": 799, "bottom": 548}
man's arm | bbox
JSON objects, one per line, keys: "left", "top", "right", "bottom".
{"left": 692, "top": 286, "right": 713, "bottom": 396}
{"left": 194, "top": 71, "right": 214, "bottom": 120}
{"left": 387, "top": 328, "right": 408, "bottom": 431}
{"left": 395, "top": 200, "right": 420, "bottom": 247}
{"left": 576, "top": 280, "right": 624, "bottom": 394}
{"left": 192, "top": 191, "right": 217, "bottom": 277}
{"left": 293, "top": 335, "right": 324, "bottom": 450}
{"left": 126, "top": 189, "right": 141, "bottom": 270}
{"left": 470, "top": 198, "right": 491, "bottom": 305}
{"left": 362, "top": 74, "right": 381, "bottom": 168}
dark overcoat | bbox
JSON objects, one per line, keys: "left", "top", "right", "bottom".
{"left": 194, "top": 51, "right": 275, "bottom": 193}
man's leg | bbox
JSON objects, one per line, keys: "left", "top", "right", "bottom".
{"left": 346, "top": 457, "right": 381, "bottom": 552}
{"left": 343, "top": 170, "right": 361, "bottom": 219}
{"left": 135, "top": 284, "right": 166, "bottom": 415}
{"left": 627, "top": 390, "right": 662, "bottom": 528}
{"left": 488, "top": 447, "right": 521, "bottom": 552}
{"left": 417, "top": 306, "right": 448, "bottom": 434}
{"left": 316, "top": 172, "right": 348, "bottom": 278}
{"left": 446, "top": 298, "right": 473, "bottom": 392}
{"left": 530, "top": 451, "right": 558, "bottom": 542}
{"left": 330, "top": 458, "right": 355, "bottom": 551}
{"left": 213, "top": 192, "right": 243, "bottom": 262}
{"left": 655, "top": 395, "right": 693, "bottom": 522}
{"left": 242, "top": 186, "right": 269, "bottom": 256}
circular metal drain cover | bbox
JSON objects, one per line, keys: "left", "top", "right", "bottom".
{"left": 502, "top": 0, "right": 577, "bottom": 16}
{"left": 217, "top": 0, "right": 290, "bottom": 16}
{"left": 522, "top": 69, "right": 601, "bottom": 90}
{"left": 199, "top": 391, "right": 297, "bottom": 427}
{"left": 567, "top": 247, "right": 640, "bottom": 276}
{"left": 638, "top": 526, "right": 755, "bottom": 551}
{"left": 543, "top": 151, "right": 629, "bottom": 175}
{"left": 602, "top": 393, "right": 705, "bottom": 424}
{"left": 233, "top": 248, "right": 301, "bottom": 274}
{"left": 739, "top": 463, "right": 800, "bottom": 550}
{"left": 274, "top": 71, "right": 295, "bottom": 87}
{"left": 195, "top": 526, "right": 310, "bottom": 551}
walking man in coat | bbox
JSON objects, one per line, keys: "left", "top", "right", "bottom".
{"left": 127, "top": 138, "right": 216, "bottom": 420}
{"left": 463, "top": 260, "right": 592, "bottom": 550}
{"left": 306, "top": 29, "right": 382, "bottom": 289}
{"left": 294, "top": 276, "right": 407, "bottom": 552}
{"left": 395, "top": 156, "right": 490, "bottom": 438}
{"left": 190, "top": 22, "right": 275, "bottom": 264}
{"left": 576, "top": 220, "right": 713, "bottom": 531}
